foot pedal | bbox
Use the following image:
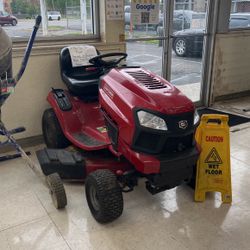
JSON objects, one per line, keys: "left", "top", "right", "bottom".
{"left": 36, "top": 148, "right": 85, "bottom": 179}
{"left": 73, "top": 132, "right": 107, "bottom": 147}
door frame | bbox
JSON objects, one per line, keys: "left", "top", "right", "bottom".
{"left": 161, "top": 0, "right": 218, "bottom": 107}
{"left": 125, "top": 0, "right": 218, "bottom": 107}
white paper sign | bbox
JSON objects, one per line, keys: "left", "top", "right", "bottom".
{"left": 131, "top": 0, "right": 160, "bottom": 25}
{"left": 106, "top": 0, "right": 124, "bottom": 20}
{"left": 68, "top": 45, "right": 97, "bottom": 67}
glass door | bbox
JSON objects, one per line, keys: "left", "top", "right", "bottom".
{"left": 167, "top": 0, "right": 212, "bottom": 103}
{"left": 125, "top": 0, "right": 214, "bottom": 105}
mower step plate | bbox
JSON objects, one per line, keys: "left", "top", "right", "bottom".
{"left": 36, "top": 148, "right": 85, "bottom": 179}
{"left": 72, "top": 132, "right": 107, "bottom": 147}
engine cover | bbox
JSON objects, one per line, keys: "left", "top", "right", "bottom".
{"left": 99, "top": 67, "right": 195, "bottom": 152}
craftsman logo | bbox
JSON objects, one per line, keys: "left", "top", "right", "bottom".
{"left": 178, "top": 120, "right": 188, "bottom": 129}
{"left": 205, "top": 147, "right": 222, "bottom": 164}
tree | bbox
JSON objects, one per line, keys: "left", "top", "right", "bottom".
{"left": 11, "top": 0, "right": 40, "bottom": 16}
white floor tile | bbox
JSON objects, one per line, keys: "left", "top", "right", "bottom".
{"left": 0, "top": 187, "right": 47, "bottom": 231}
{"left": 2, "top": 217, "right": 70, "bottom": 250}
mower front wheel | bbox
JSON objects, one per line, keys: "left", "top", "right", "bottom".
{"left": 46, "top": 172, "right": 67, "bottom": 209}
{"left": 42, "top": 108, "right": 70, "bottom": 148}
{"left": 85, "top": 170, "right": 123, "bottom": 223}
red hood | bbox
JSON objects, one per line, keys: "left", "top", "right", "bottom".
{"left": 105, "top": 67, "right": 194, "bottom": 115}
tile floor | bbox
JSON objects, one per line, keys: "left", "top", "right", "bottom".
{"left": 0, "top": 123, "right": 250, "bottom": 250}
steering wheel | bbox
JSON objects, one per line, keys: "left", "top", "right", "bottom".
{"left": 89, "top": 52, "right": 127, "bottom": 68}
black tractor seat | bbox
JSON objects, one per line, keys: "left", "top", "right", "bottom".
{"left": 60, "top": 46, "right": 103, "bottom": 101}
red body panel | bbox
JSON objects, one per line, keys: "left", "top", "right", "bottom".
{"left": 118, "top": 139, "right": 160, "bottom": 174}
{"left": 47, "top": 67, "right": 195, "bottom": 175}
{"left": 47, "top": 91, "right": 110, "bottom": 151}
{"left": 98, "top": 67, "right": 195, "bottom": 173}
{"left": 99, "top": 67, "right": 195, "bottom": 147}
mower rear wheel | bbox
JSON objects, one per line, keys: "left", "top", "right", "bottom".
{"left": 42, "top": 108, "right": 70, "bottom": 148}
{"left": 85, "top": 170, "right": 123, "bottom": 223}
{"left": 46, "top": 172, "right": 67, "bottom": 209}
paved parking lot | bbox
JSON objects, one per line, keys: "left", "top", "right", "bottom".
{"left": 2, "top": 19, "right": 92, "bottom": 37}
{"left": 126, "top": 41, "right": 202, "bottom": 86}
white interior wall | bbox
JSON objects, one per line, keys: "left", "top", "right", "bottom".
{"left": 211, "top": 30, "right": 250, "bottom": 101}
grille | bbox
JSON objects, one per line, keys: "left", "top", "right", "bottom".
{"left": 126, "top": 70, "right": 167, "bottom": 90}
{"left": 133, "top": 131, "right": 194, "bottom": 155}
{"left": 163, "top": 134, "right": 194, "bottom": 153}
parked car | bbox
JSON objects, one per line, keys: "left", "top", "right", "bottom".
{"left": 47, "top": 11, "right": 61, "bottom": 21}
{"left": 157, "top": 10, "right": 205, "bottom": 45}
{"left": 172, "top": 13, "right": 250, "bottom": 57}
{"left": 172, "top": 28, "right": 204, "bottom": 57}
{"left": 230, "top": 13, "right": 250, "bottom": 28}
{"left": 0, "top": 11, "right": 18, "bottom": 26}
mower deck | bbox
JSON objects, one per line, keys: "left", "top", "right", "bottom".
{"left": 36, "top": 148, "right": 133, "bottom": 180}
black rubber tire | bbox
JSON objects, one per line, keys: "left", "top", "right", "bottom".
{"left": 49, "top": 17, "right": 52, "bottom": 21}
{"left": 85, "top": 170, "right": 123, "bottom": 223}
{"left": 46, "top": 172, "right": 67, "bottom": 209}
{"left": 11, "top": 20, "right": 17, "bottom": 26}
{"left": 58, "top": 17, "right": 61, "bottom": 21}
{"left": 174, "top": 37, "right": 187, "bottom": 57}
{"left": 42, "top": 108, "right": 70, "bottom": 148}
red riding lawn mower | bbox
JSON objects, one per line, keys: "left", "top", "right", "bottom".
{"left": 36, "top": 45, "right": 200, "bottom": 223}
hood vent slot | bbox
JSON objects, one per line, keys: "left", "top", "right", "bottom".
{"left": 126, "top": 71, "right": 167, "bottom": 90}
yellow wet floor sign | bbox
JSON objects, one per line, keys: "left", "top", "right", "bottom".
{"left": 195, "top": 114, "right": 232, "bottom": 203}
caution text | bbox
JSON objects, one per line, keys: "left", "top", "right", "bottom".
{"left": 206, "top": 136, "right": 223, "bottom": 143}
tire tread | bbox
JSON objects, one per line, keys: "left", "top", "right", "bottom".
{"left": 47, "top": 173, "right": 67, "bottom": 209}
{"left": 85, "top": 170, "right": 123, "bottom": 223}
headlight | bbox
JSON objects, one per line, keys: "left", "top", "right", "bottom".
{"left": 137, "top": 111, "right": 168, "bottom": 131}
{"left": 194, "top": 110, "right": 200, "bottom": 125}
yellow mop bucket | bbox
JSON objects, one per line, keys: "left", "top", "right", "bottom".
{"left": 195, "top": 114, "right": 232, "bottom": 203}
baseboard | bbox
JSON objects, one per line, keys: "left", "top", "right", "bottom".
{"left": 214, "top": 90, "right": 250, "bottom": 102}
{"left": 0, "top": 135, "right": 44, "bottom": 154}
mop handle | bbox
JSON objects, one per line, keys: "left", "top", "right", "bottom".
{"left": 14, "top": 15, "right": 42, "bottom": 83}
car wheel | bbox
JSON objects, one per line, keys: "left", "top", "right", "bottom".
{"left": 49, "top": 17, "right": 52, "bottom": 21}
{"left": 174, "top": 38, "right": 187, "bottom": 57}
{"left": 11, "top": 20, "right": 17, "bottom": 26}
{"left": 42, "top": 108, "right": 70, "bottom": 148}
{"left": 58, "top": 17, "right": 60, "bottom": 21}
{"left": 85, "top": 169, "right": 123, "bottom": 223}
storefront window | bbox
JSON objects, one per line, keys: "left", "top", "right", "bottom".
{"left": 0, "top": 0, "right": 98, "bottom": 39}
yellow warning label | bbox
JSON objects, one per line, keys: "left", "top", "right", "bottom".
{"left": 96, "top": 126, "right": 107, "bottom": 133}
{"left": 194, "top": 114, "right": 232, "bottom": 203}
